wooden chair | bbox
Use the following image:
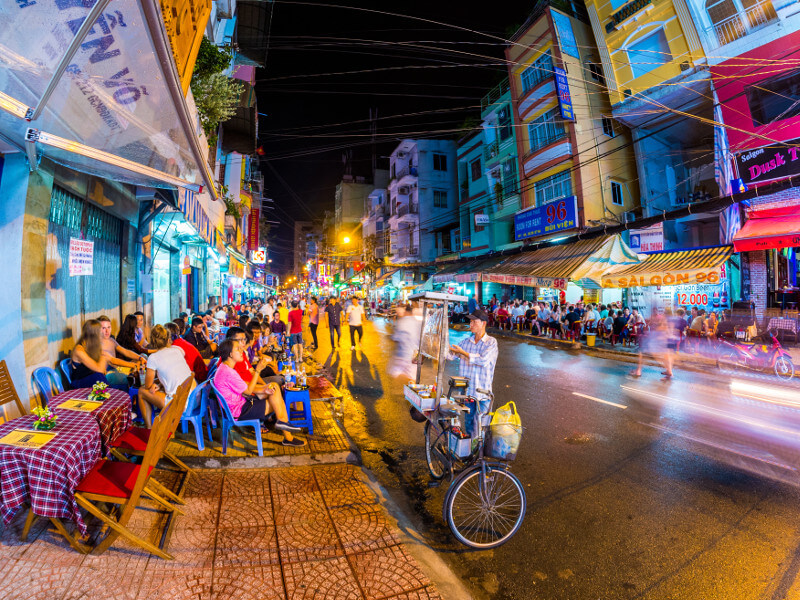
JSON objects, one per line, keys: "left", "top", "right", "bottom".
{"left": 72, "top": 377, "right": 193, "bottom": 559}
{"left": 0, "top": 359, "right": 27, "bottom": 419}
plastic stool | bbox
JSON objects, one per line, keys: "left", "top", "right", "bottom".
{"left": 284, "top": 389, "right": 313, "bottom": 435}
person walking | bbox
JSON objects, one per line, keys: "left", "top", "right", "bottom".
{"left": 324, "top": 295, "right": 343, "bottom": 349}
{"left": 346, "top": 296, "right": 366, "bottom": 350}
{"left": 287, "top": 300, "right": 305, "bottom": 363}
{"left": 308, "top": 297, "right": 320, "bottom": 350}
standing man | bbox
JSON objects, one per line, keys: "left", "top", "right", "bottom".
{"left": 324, "top": 295, "right": 343, "bottom": 349}
{"left": 447, "top": 309, "right": 498, "bottom": 437}
{"left": 345, "top": 296, "right": 366, "bottom": 350}
{"left": 287, "top": 300, "right": 305, "bottom": 363}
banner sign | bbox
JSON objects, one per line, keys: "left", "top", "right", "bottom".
{"left": 68, "top": 238, "right": 94, "bottom": 276}
{"left": 602, "top": 269, "right": 724, "bottom": 288}
{"left": 454, "top": 272, "right": 481, "bottom": 283}
{"left": 628, "top": 223, "right": 664, "bottom": 253}
{"left": 554, "top": 67, "right": 575, "bottom": 121}
{"left": 251, "top": 247, "right": 266, "bottom": 264}
{"left": 626, "top": 281, "right": 730, "bottom": 316}
{"left": 247, "top": 207, "right": 259, "bottom": 252}
{"left": 474, "top": 213, "right": 490, "bottom": 226}
{"left": 514, "top": 196, "right": 578, "bottom": 241}
{"left": 178, "top": 190, "right": 214, "bottom": 246}
{"left": 485, "top": 273, "right": 568, "bottom": 290}
{"left": 735, "top": 140, "right": 800, "bottom": 186}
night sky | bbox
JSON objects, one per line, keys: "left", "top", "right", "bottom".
{"left": 254, "top": 0, "right": 531, "bottom": 274}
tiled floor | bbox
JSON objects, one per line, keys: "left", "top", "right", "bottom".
{"left": 0, "top": 465, "right": 442, "bottom": 600}
{"left": 168, "top": 400, "right": 351, "bottom": 459}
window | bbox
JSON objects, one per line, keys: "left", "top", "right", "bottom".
{"left": 602, "top": 117, "right": 616, "bottom": 138}
{"left": 611, "top": 181, "right": 624, "bottom": 206}
{"left": 706, "top": 0, "right": 776, "bottom": 46}
{"left": 587, "top": 61, "right": 606, "bottom": 87}
{"left": 470, "top": 158, "right": 482, "bottom": 181}
{"left": 391, "top": 196, "right": 397, "bottom": 215}
{"left": 627, "top": 29, "right": 671, "bottom": 79}
{"left": 433, "top": 153, "right": 448, "bottom": 171}
{"left": 498, "top": 105, "right": 513, "bottom": 140}
{"left": 433, "top": 190, "right": 448, "bottom": 208}
{"left": 453, "top": 229, "right": 461, "bottom": 251}
{"left": 747, "top": 69, "right": 800, "bottom": 126}
{"left": 473, "top": 210, "right": 486, "bottom": 233}
{"left": 534, "top": 170, "right": 572, "bottom": 206}
{"left": 521, "top": 51, "right": 554, "bottom": 94}
{"left": 528, "top": 108, "right": 566, "bottom": 152}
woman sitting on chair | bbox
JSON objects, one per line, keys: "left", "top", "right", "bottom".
{"left": 70, "top": 319, "right": 124, "bottom": 390}
{"left": 138, "top": 325, "right": 195, "bottom": 426}
{"left": 213, "top": 339, "right": 305, "bottom": 447}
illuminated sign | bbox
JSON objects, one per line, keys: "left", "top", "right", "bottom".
{"left": 554, "top": 67, "right": 574, "bottom": 121}
{"left": 514, "top": 196, "right": 578, "bottom": 241}
{"left": 252, "top": 247, "right": 266, "bottom": 264}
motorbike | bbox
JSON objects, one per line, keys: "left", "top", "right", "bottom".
{"left": 716, "top": 329, "right": 795, "bottom": 380}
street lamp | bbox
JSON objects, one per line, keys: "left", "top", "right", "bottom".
{"left": 343, "top": 236, "right": 351, "bottom": 244}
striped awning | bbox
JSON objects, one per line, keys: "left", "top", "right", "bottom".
{"left": 600, "top": 246, "right": 734, "bottom": 288}
{"left": 432, "top": 255, "right": 506, "bottom": 284}
{"left": 484, "top": 237, "right": 622, "bottom": 290}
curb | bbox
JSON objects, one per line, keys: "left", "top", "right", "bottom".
{"left": 180, "top": 449, "right": 361, "bottom": 469}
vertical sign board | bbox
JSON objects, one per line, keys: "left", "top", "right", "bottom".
{"left": 514, "top": 196, "right": 578, "bottom": 241}
{"left": 628, "top": 223, "right": 664, "bottom": 253}
{"left": 247, "top": 208, "right": 260, "bottom": 252}
{"left": 68, "top": 238, "right": 94, "bottom": 276}
{"left": 554, "top": 67, "right": 574, "bottom": 121}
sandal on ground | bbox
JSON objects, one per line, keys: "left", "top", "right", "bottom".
{"left": 281, "top": 437, "right": 306, "bottom": 447}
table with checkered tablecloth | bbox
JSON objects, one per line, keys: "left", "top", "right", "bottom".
{"left": 50, "top": 387, "right": 132, "bottom": 453}
{"left": 768, "top": 317, "right": 798, "bottom": 339}
{"left": 0, "top": 412, "right": 100, "bottom": 535}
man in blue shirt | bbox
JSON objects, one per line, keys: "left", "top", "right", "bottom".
{"left": 448, "top": 309, "right": 498, "bottom": 436}
{"left": 467, "top": 295, "right": 478, "bottom": 314}
{"left": 324, "top": 295, "right": 344, "bottom": 348}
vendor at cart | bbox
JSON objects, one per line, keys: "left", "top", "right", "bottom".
{"left": 447, "top": 309, "right": 498, "bottom": 436}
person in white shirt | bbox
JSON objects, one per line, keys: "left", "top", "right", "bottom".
{"left": 345, "top": 297, "right": 366, "bottom": 350}
{"left": 511, "top": 302, "right": 526, "bottom": 318}
{"left": 214, "top": 306, "right": 226, "bottom": 322}
{"left": 138, "top": 324, "right": 194, "bottom": 426}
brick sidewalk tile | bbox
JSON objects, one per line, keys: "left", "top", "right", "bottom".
{"left": 348, "top": 544, "right": 432, "bottom": 600}
{"left": 282, "top": 556, "right": 363, "bottom": 600}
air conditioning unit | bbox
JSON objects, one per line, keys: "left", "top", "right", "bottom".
{"left": 623, "top": 211, "right": 636, "bottom": 223}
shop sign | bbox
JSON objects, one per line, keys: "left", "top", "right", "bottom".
{"left": 474, "top": 213, "right": 490, "bottom": 226}
{"left": 554, "top": 67, "right": 574, "bottom": 121}
{"left": 68, "top": 237, "right": 94, "bottom": 276}
{"left": 514, "top": 196, "right": 578, "bottom": 241}
{"left": 454, "top": 272, "right": 480, "bottom": 283}
{"left": 628, "top": 223, "right": 663, "bottom": 253}
{"left": 247, "top": 207, "right": 260, "bottom": 251}
{"left": 602, "top": 269, "right": 723, "bottom": 288}
{"left": 626, "top": 281, "right": 730, "bottom": 315}
{"left": 583, "top": 288, "right": 600, "bottom": 304}
{"left": 252, "top": 247, "right": 266, "bottom": 264}
{"left": 735, "top": 139, "right": 800, "bottom": 186}
{"left": 178, "top": 190, "right": 214, "bottom": 246}
{"left": 404, "top": 271, "right": 415, "bottom": 283}
{"left": 485, "top": 273, "right": 568, "bottom": 290}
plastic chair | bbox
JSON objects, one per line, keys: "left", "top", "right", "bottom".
{"left": 59, "top": 358, "right": 73, "bottom": 387}
{"left": 284, "top": 389, "right": 313, "bottom": 435}
{"left": 179, "top": 381, "right": 212, "bottom": 451}
{"left": 31, "top": 366, "right": 64, "bottom": 408}
{"left": 210, "top": 382, "right": 264, "bottom": 456}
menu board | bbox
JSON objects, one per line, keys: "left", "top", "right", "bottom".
{"left": 0, "top": 429, "right": 57, "bottom": 449}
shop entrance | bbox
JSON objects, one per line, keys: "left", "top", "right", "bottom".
{"left": 152, "top": 252, "right": 171, "bottom": 325}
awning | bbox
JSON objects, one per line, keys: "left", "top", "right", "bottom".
{"left": 733, "top": 206, "right": 800, "bottom": 252}
{"left": 375, "top": 268, "right": 399, "bottom": 285}
{"left": 431, "top": 255, "right": 506, "bottom": 284}
{"left": 0, "top": 0, "right": 216, "bottom": 198}
{"left": 484, "top": 237, "right": 637, "bottom": 290}
{"left": 601, "top": 246, "right": 734, "bottom": 288}
{"left": 221, "top": 82, "right": 257, "bottom": 155}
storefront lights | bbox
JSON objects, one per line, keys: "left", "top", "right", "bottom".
{"left": 0, "top": 91, "right": 31, "bottom": 120}
{"left": 25, "top": 128, "right": 203, "bottom": 193}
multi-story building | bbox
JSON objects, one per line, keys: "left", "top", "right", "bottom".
{"left": 506, "top": 1, "right": 640, "bottom": 247}
{"left": 293, "top": 220, "right": 315, "bottom": 279}
{"left": 458, "top": 79, "right": 524, "bottom": 259}
{"left": 584, "top": 0, "right": 719, "bottom": 249}
{"left": 387, "top": 139, "right": 458, "bottom": 267}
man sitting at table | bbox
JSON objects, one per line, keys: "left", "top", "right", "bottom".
{"left": 183, "top": 317, "right": 217, "bottom": 359}
{"left": 138, "top": 325, "right": 194, "bottom": 426}
{"left": 98, "top": 315, "right": 144, "bottom": 387}
{"left": 165, "top": 322, "right": 208, "bottom": 383}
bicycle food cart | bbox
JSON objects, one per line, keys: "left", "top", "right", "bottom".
{"left": 403, "top": 291, "right": 525, "bottom": 549}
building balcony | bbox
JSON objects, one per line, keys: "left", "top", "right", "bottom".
{"left": 481, "top": 79, "right": 510, "bottom": 112}
{"left": 395, "top": 247, "right": 419, "bottom": 260}
{"left": 484, "top": 140, "right": 500, "bottom": 164}
{"left": 520, "top": 133, "right": 571, "bottom": 177}
{"left": 707, "top": 0, "right": 777, "bottom": 48}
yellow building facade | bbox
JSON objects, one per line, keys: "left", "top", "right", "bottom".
{"left": 506, "top": 2, "right": 639, "bottom": 240}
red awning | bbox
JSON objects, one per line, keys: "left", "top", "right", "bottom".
{"left": 733, "top": 206, "right": 800, "bottom": 252}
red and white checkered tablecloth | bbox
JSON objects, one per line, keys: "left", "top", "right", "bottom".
{"left": 768, "top": 317, "right": 798, "bottom": 333}
{"left": 0, "top": 412, "right": 100, "bottom": 535}
{"left": 50, "top": 387, "right": 133, "bottom": 453}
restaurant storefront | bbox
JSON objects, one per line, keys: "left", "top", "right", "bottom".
{"left": 600, "top": 246, "right": 735, "bottom": 316}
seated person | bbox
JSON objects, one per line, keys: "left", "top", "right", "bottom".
{"left": 183, "top": 316, "right": 217, "bottom": 359}
{"left": 612, "top": 310, "right": 628, "bottom": 340}
{"left": 138, "top": 325, "right": 194, "bottom": 426}
{"left": 116, "top": 313, "right": 149, "bottom": 356}
{"left": 627, "top": 308, "right": 645, "bottom": 329}
{"left": 564, "top": 306, "right": 581, "bottom": 331}
{"left": 204, "top": 310, "right": 220, "bottom": 337}
{"left": 548, "top": 306, "right": 563, "bottom": 336}
{"left": 173, "top": 317, "right": 187, "bottom": 336}
{"left": 98, "top": 315, "right": 143, "bottom": 387}
{"left": 246, "top": 320, "right": 280, "bottom": 379}
{"left": 213, "top": 339, "right": 305, "bottom": 447}
{"left": 166, "top": 322, "right": 208, "bottom": 382}
{"left": 134, "top": 311, "right": 149, "bottom": 349}
{"left": 690, "top": 309, "right": 706, "bottom": 332}
{"left": 70, "top": 319, "right": 126, "bottom": 391}
{"left": 224, "top": 327, "right": 283, "bottom": 390}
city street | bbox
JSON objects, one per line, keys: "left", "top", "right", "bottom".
{"left": 311, "top": 317, "right": 800, "bottom": 600}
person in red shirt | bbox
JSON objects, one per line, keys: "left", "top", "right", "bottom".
{"left": 287, "top": 300, "right": 304, "bottom": 363}
{"left": 165, "top": 322, "right": 207, "bottom": 382}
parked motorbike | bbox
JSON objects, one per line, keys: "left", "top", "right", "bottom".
{"left": 716, "top": 329, "right": 795, "bottom": 380}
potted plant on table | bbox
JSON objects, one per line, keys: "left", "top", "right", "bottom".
{"left": 32, "top": 406, "right": 58, "bottom": 431}
{"left": 88, "top": 382, "right": 111, "bottom": 403}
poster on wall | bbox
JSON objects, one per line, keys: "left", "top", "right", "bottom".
{"left": 68, "top": 238, "right": 93, "bottom": 276}
{"left": 625, "top": 280, "right": 730, "bottom": 317}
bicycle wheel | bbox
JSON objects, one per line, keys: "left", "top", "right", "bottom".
{"left": 444, "top": 464, "right": 526, "bottom": 549}
{"left": 424, "top": 420, "right": 450, "bottom": 480}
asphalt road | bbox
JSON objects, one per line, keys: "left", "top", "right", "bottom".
{"left": 308, "top": 317, "right": 800, "bottom": 600}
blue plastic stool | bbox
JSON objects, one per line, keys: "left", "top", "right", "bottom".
{"left": 284, "top": 389, "right": 313, "bottom": 435}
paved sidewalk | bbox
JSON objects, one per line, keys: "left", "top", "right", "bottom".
{"left": 0, "top": 464, "right": 447, "bottom": 600}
